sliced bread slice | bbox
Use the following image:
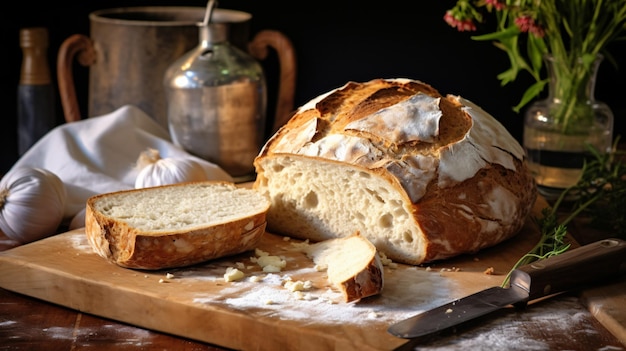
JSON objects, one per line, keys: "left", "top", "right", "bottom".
{"left": 304, "top": 232, "right": 384, "bottom": 302}
{"left": 85, "top": 181, "right": 270, "bottom": 270}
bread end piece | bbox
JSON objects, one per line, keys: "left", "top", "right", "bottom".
{"left": 305, "top": 232, "right": 384, "bottom": 303}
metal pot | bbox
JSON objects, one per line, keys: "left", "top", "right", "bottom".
{"left": 57, "top": 6, "right": 296, "bottom": 133}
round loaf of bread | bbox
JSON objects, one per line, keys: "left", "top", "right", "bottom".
{"left": 253, "top": 78, "right": 537, "bottom": 265}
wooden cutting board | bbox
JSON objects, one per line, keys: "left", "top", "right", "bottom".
{"left": 0, "top": 198, "right": 624, "bottom": 350}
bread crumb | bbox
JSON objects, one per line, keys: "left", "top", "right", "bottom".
{"left": 379, "top": 252, "right": 392, "bottom": 265}
{"left": 314, "top": 264, "right": 327, "bottom": 272}
{"left": 439, "top": 268, "right": 450, "bottom": 276}
{"left": 262, "top": 265, "right": 282, "bottom": 273}
{"left": 378, "top": 252, "right": 399, "bottom": 269}
{"left": 367, "top": 311, "right": 380, "bottom": 319}
{"left": 257, "top": 255, "right": 287, "bottom": 271}
{"left": 289, "top": 239, "right": 310, "bottom": 250}
{"left": 235, "top": 262, "right": 245, "bottom": 270}
{"left": 255, "top": 248, "right": 269, "bottom": 257}
{"left": 224, "top": 267, "right": 245, "bottom": 282}
{"left": 265, "top": 299, "right": 274, "bottom": 305}
{"left": 284, "top": 281, "right": 303, "bottom": 291}
{"left": 158, "top": 278, "right": 167, "bottom": 283}
{"left": 283, "top": 236, "right": 291, "bottom": 241}
{"left": 284, "top": 280, "right": 313, "bottom": 292}
{"left": 484, "top": 267, "right": 495, "bottom": 275}
{"left": 446, "top": 308, "right": 453, "bottom": 314}
{"left": 165, "top": 273, "right": 175, "bottom": 279}
{"left": 249, "top": 275, "right": 263, "bottom": 283}
{"left": 425, "top": 266, "right": 432, "bottom": 271}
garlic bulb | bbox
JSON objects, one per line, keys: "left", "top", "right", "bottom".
{"left": 0, "top": 167, "right": 67, "bottom": 244}
{"left": 134, "top": 148, "right": 208, "bottom": 188}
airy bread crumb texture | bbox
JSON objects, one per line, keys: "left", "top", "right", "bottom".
{"left": 92, "top": 182, "right": 269, "bottom": 232}
{"left": 258, "top": 156, "right": 424, "bottom": 265}
{"left": 85, "top": 181, "right": 270, "bottom": 270}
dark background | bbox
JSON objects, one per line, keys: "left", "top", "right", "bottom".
{"left": 3, "top": 0, "right": 625, "bottom": 174}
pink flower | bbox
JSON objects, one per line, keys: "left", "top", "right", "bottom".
{"left": 529, "top": 24, "right": 546, "bottom": 38}
{"left": 485, "top": 0, "right": 505, "bottom": 10}
{"left": 514, "top": 15, "right": 533, "bottom": 32}
{"left": 514, "top": 15, "right": 545, "bottom": 37}
{"left": 444, "top": 10, "right": 477, "bottom": 32}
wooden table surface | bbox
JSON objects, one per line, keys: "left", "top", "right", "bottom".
{"left": 1, "top": 222, "right": 625, "bottom": 351}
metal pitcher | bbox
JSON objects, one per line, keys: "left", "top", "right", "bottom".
{"left": 164, "top": 12, "right": 267, "bottom": 178}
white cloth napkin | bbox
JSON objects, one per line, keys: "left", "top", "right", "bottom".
{"left": 5, "top": 105, "right": 233, "bottom": 228}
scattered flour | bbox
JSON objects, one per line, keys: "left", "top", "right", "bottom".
{"left": 69, "top": 233, "right": 93, "bottom": 253}
{"left": 5, "top": 320, "right": 156, "bottom": 347}
{"left": 191, "top": 263, "right": 456, "bottom": 326}
{"left": 173, "top": 237, "right": 460, "bottom": 327}
{"left": 410, "top": 295, "right": 624, "bottom": 351}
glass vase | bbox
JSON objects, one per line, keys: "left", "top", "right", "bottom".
{"left": 523, "top": 54, "right": 614, "bottom": 201}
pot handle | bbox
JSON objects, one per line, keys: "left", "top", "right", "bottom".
{"left": 248, "top": 30, "right": 297, "bottom": 133}
{"left": 57, "top": 34, "right": 97, "bottom": 123}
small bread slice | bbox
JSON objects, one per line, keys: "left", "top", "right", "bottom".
{"left": 304, "top": 232, "right": 384, "bottom": 302}
{"left": 85, "top": 181, "right": 270, "bottom": 270}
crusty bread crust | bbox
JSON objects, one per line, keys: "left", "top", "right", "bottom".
{"left": 304, "top": 233, "right": 384, "bottom": 302}
{"left": 85, "top": 181, "right": 270, "bottom": 270}
{"left": 338, "top": 253, "right": 383, "bottom": 303}
{"left": 254, "top": 78, "right": 537, "bottom": 265}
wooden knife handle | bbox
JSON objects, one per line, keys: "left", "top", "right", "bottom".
{"left": 510, "top": 238, "right": 626, "bottom": 301}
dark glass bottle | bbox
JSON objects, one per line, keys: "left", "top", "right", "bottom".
{"left": 17, "top": 27, "right": 57, "bottom": 155}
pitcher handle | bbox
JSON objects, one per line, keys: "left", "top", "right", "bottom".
{"left": 57, "top": 34, "right": 97, "bottom": 123}
{"left": 248, "top": 30, "right": 297, "bottom": 133}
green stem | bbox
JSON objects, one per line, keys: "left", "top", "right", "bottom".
{"left": 559, "top": 192, "right": 604, "bottom": 227}
{"left": 500, "top": 186, "right": 604, "bottom": 288}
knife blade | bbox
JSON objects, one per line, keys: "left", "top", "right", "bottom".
{"left": 388, "top": 238, "right": 626, "bottom": 339}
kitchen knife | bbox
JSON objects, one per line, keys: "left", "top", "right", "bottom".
{"left": 388, "top": 238, "right": 626, "bottom": 339}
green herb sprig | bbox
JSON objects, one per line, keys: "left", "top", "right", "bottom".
{"left": 501, "top": 137, "right": 626, "bottom": 287}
